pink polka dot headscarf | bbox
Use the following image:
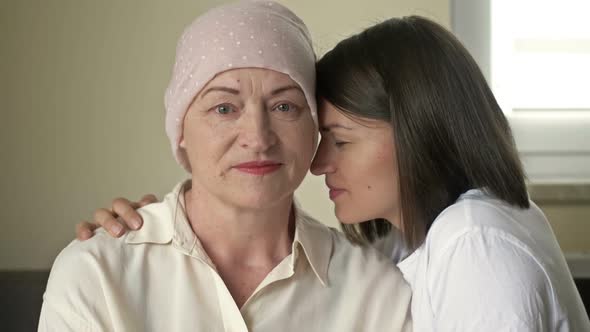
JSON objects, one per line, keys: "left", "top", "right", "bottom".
{"left": 164, "top": 0, "right": 317, "bottom": 171}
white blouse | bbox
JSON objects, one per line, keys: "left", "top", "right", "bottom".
{"left": 39, "top": 181, "right": 412, "bottom": 331}
{"left": 384, "top": 189, "right": 590, "bottom": 331}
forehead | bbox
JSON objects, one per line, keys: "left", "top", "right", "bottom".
{"left": 203, "top": 68, "right": 299, "bottom": 89}
{"left": 318, "top": 101, "right": 361, "bottom": 127}
{"left": 318, "top": 100, "right": 389, "bottom": 130}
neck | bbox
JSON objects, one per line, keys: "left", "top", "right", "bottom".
{"left": 183, "top": 183, "right": 295, "bottom": 268}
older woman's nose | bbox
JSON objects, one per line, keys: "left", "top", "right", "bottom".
{"left": 238, "top": 106, "right": 278, "bottom": 152}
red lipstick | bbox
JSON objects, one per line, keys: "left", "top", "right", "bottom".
{"left": 234, "top": 161, "right": 282, "bottom": 175}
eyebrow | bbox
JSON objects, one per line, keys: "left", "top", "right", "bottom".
{"left": 319, "top": 124, "right": 353, "bottom": 132}
{"left": 200, "top": 85, "right": 304, "bottom": 98}
{"left": 200, "top": 86, "right": 240, "bottom": 98}
{"left": 271, "top": 85, "right": 304, "bottom": 96}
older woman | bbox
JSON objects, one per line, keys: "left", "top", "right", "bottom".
{"left": 38, "top": 2, "right": 412, "bottom": 331}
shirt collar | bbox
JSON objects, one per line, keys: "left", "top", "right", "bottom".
{"left": 290, "top": 200, "right": 333, "bottom": 286}
{"left": 126, "top": 180, "right": 333, "bottom": 286}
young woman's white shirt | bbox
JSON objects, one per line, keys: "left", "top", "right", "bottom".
{"left": 382, "top": 189, "right": 590, "bottom": 331}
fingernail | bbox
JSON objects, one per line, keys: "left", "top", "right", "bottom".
{"left": 131, "top": 218, "right": 142, "bottom": 230}
{"left": 111, "top": 223, "right": 123, "bottom": 235}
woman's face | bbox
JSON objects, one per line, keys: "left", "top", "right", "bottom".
{"left": 181, "top": 68, "right": 316, "bottom": 209}
{"left": 310, "top": 101, "right": 402, "bottom": 227}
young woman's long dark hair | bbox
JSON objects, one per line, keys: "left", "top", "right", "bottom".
{"left": 316, "top": 16, "right": 529, "bottom": 249}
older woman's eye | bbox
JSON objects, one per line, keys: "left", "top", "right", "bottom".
{"left": 270, "top": 102, "right": 302, "bottom": 121}
{"left": 215, "top": 104, "right": 235, "bottom": 115}
{"left": 274, "top": 103, "right": 294, "bottom": 112}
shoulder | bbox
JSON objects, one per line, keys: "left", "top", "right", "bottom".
{"left": 328, "top": 229, "right": 413, "bottom": 325}
{"left": 296, "top": 208, "right": 409, "bottom": 288}
{"left": 428, "top": 226, "right": 548, "bottom": 283}
{"left": 47, "top": 229, "right": 129, "bottom": 290}
{"left": 52, "top": 228, "right": 127, "bottom": 265}
{"left": 42, "top": 194, "right": 178, "bottom": 325}
{"left": 420, "top": 193, "right": 561, "bottom": 317}
{"left": 298, "top": 210, "right": 397, "bottom": 272}
{"left": 422, "top": 191, "right": 555, "bottom": 298}
{"left": 328, "top": 226, "right": 411, "bottom": 297}
{"left": 425, "top": 190, "right": 546, "bottom": 255}
{"left": 424, "top": 228, "right": 556, "bottom": 329}
{"left": 49, "top": 197, "right": 176, "bottom": 285}
{"left": 426, "top": 200, "right": 549, "bottom": 286}
{"left": 422, "top": 198, "right": 556, "bottom": 310}
{"left": 42, "top": 229, "right": 130, "bottom": 322}
{"left": 330, "top": 229, "right": 394, "bottom": 270}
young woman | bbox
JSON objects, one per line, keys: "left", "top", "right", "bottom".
{"left": 78, "top": 15, "right": 590, "bottom": 331}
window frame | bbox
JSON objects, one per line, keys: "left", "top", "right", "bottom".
{"left": 451, "top": 0, "right": 590, "bottom": 183}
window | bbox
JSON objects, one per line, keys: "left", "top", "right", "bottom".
{"left": 451, "top": 0, "right": 590, "bottom": 183}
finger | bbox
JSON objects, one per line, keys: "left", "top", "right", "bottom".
{"left": 94, "top": 208, "right": 125, "bottom": 237}
{"left": 112, "top": 197, "right": 143, "bottom": 230}
{"left": 138, "top": 194, "right": 158, "bottom": 207}
{"left": 76, "top": 221, "right": 99, "bottom": 240}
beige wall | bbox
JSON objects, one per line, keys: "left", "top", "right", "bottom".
{"left": 21, "top": 7, "right": 590, "bottom": 273}
{"left": 2, "top": 0, "right": 588, "bottom": 272}
{"left": 0, "top": 0, "right": 450, "bottom": 270}
{"left": 3, "top": 0, "right": 589, "bottom": 272}
{"left": 539, "top": 204, "right": 590, "bottom": 253}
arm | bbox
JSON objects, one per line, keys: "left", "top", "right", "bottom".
{"left": 429, "top": 229, "right": 553, "bottom": 331}
{"left": 38, "top": 297, "right": 91, "bottom": 332}
{"left": 76, "top": 194, "right": 158, "bottom": 240}
{"left": 38, "top": 241, "right": 108, "bottom": 331}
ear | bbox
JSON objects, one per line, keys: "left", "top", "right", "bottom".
{"left": 179, "top": 136, "right": 186, "bottom": 148}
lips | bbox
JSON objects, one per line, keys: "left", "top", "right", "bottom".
{"left": 234, "top": 161, "right": 282, "bottom": 175}
{"left": 326, "top": 182, "right": 346, "bottom": 200}
{"left": 329, "top": 189, "right": 345, "bottom": 200}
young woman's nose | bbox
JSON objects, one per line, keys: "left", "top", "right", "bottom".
{"left": 310, "top": 138, "right": 335, "bottom": 175}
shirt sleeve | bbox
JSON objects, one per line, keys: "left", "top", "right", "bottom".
{"left": 428, "top": 228, "right": 554, "bottom": 332}
{"left": 37, "top": 240, "right": 104, "bottom": 332}
{"left": 38, "top": 295, "right": 91, "bottom": 332}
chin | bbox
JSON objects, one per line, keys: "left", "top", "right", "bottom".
{"left": 233, "top": 189, "right": 293, "bottom": 209}
{"left": 335, "top": 203, "right": 390, "bottom": 225}
{"left": 334, "top": 207, "right": 366, "bottom": 225}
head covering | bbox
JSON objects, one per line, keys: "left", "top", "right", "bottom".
{"left": 164, "top": 0, "right": 317, "bottom": 171}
